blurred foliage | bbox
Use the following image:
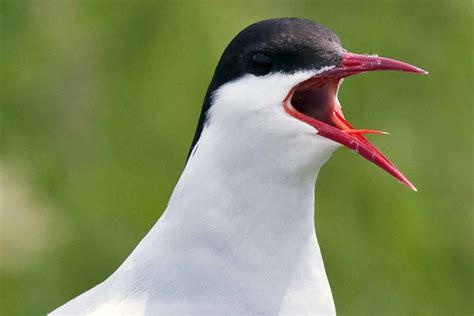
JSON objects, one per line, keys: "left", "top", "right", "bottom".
{"left": 1, "top": 0, "right": 473, "bottom": 315}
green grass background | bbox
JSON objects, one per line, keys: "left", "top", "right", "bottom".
{"left": 1, "top": 0, "right": 473, "bottom": 315}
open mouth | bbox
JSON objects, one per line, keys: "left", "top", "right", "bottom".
{"left": 283, "top": 52, "right": 427, "bottom": 191}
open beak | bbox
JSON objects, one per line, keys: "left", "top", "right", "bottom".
{"left": 283, "top": 52, "right": 427, "bottom": 191}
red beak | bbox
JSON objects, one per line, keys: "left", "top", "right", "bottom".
{"left": 283, "top": 52, "right": 427, "bottom": 191}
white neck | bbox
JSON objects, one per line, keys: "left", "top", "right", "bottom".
{"left": 114, "top": 72, "right": 339, "bottom": 314}
{"left": 51, "top": 72, "right": 339, "bottom": 315}
{"left": 122, "top": 118, "right": 338, "bottom": 314}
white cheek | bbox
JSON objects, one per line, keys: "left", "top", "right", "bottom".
{"left": 201, "top": 69, "right": 340, "bottom": 169}
{"left": 208, "top": 69, "right": 339, "bottom": 138}
{"left": 209, "top": 66, "right": 336, "bottom": 120}
{"left": 208, "top": 71, "right": 314, "bottom": 132}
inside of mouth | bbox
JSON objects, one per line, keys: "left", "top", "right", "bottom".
{"left": 284, "top": 71, "right": 416, "bottom": 191}
{"left": 290, "top": 79, "right": 346, "bottom": 130}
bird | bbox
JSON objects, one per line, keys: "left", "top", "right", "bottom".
{"left": 50, "top": 18, "right": 426, "bottom": 316}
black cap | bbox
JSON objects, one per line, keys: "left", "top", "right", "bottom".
{"left": 189, "top": 18, "right": 344, "bottom": 157}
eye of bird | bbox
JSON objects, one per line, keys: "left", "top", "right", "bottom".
{"left": 249, "top": 52, "right": 273, "bottom": 76}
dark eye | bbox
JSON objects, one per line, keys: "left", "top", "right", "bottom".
{"left": 249, "top": 52, "right": 273, "bottom": 76}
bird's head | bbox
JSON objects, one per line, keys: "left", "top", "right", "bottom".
{"left": 190, "top": 18, "right": 426, "bottom": 190}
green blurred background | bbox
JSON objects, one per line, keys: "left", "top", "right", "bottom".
{"left": 1, "top": 0, "right": 473, "bottom": 315}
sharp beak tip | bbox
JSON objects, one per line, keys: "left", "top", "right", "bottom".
{"left": 407, "top": 182, "right": 418, "bottom": 192}
{"left": 400, "top": 177, "right": 418, "bottom": 192}
{"left": 414, "top": 67, "right": 429, "bottom": 75}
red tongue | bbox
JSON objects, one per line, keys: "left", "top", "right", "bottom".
{"left": 332, "top": 111, "right": 392, "bottom": 165}
{"left": 328, "top": 110, "right": 417, "bottom": 191}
